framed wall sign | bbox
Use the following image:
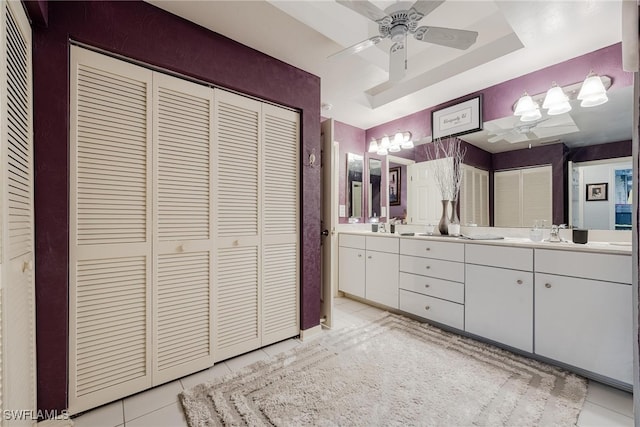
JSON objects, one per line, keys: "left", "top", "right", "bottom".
{"left": 586, "top": 183, "right": 608, "bottom": 201}
{"left": 431, "top": 95, "right": 483, "bottom": 139}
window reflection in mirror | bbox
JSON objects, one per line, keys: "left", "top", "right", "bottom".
{"left": 368, "top": 158, "right": 382, "bottom": 219}
{"left": 346, "top": 153, "right": 363, "bottom": 221}
{"left": 570, "top": 157, "right": 632, "bottom": 230}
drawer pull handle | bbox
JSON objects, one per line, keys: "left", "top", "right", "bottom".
{"left": 516, "top": 279, "right": 523, "bottom": 285}
{"left": 368, "top": 255, "right": 372, "bottom": 259}
{"left": 424, "top": 305, "right": 430, "bottom": 310}
{"left": 425, "top": 284, "right": 430, "bottom": 288}
{"left": 426, "top": 266, "right": 431, "bottom": 270}
{"left": 426, "top": 247, "right": 431, "bottom": 251}
{"left": 545, "top": 283, "right": 552, "bottom": 289}
{"left": 358, "top": 254, "right": 362, "bottom": 258}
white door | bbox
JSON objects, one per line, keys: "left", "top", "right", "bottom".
{"left": 2, "top": 1, "right": 35, "bottom": 423}
{"left": 407, "top": 159, "right": 449, "bottom": 225}
{"left": 320, "top": 119, "right": 337, "bottom": 327}
{"left": 152, "top": 73, "right": 214, "bottom": 384}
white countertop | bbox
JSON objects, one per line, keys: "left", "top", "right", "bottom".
{"left": 339, "top": 230, "right": 632, "bottom": 255}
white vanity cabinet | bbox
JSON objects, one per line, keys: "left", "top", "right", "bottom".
{"left": 365, "top": 236, "right": 399, "bottom": 308}
{"left": 465, "top": 245, "right": 534, "bottom": 352}
{"left": 535, "top": 250, "right": 632, "bottom": 384}
{"left": 338, "top": 234, "right": 366, "bottom": 298}
{"left": 399, "top": 240, "right": 465, "bottom": 329}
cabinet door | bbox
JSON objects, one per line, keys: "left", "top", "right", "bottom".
{"left": 535, "top": 273, "right": 632, "bottom": 384}
{"left": 465, "top": 264, "right": 533, "bottom": 352}
{"left": 366, "top": 250, "right": 399, "bottom": 308}
{"left": 338, "top": 247, "right": 365, "bottom": 298}
{"left": 152, "top": 73, "right": 214, "bottom": 384}
{"left": 69, "top": 47, "right": 153, "bottom": 414}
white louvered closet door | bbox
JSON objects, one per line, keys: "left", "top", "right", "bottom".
{"left": 213, "top": 90, "right": 262, "bottom": 362}
{"left": 261, "top": 105, "right": 299, "bottom": 346}
{"left": 522, "top": 165, "right": 552, "bottom": 227}
{"left": 1, "top": 1, "right": 35, "bottom": 424}
{"left": 152, "top": 73, "right": 214, "bottom": 384}
{"left": 69, "top": 47, "right": 153, "bottom": 414}
{"left": 494, "top": 170, "right": 522, "bottom": 227}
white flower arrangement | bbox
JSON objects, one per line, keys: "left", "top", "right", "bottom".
{"left": 425, "top": 136, "right": 467, "bottom": 201}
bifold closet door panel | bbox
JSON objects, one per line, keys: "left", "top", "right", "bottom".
{"left": 152, "top": 73, "right": 214, "bottom": 384}
{"left": 69, "top": 47, "right": 153, "bottom": 414}
{"left": 261, "top": 105, "right": 299, "bottom": 346}
{"left": 2, "top": 0, "right": 36, "bottom": 421}
{"left": 213, "top": 89, "right": 262, "bottom": 362}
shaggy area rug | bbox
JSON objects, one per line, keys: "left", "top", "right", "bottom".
{"left": 179, "top": 313, "right": 587, "bottom": 426}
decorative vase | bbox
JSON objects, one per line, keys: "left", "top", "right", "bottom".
{"left": 449, "top": 199, "right": 460, "bottom": 236}
{"left": 438, "top": 199, "right": 450, "bottom": 235}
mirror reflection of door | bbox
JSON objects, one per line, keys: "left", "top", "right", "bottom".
{"left": 346, "top": 152, "right": 363, "bottom": 221}
{"left": 368, "top": 158, "right": 382, "bottom": 219}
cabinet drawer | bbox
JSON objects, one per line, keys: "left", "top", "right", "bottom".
{"left": 399, "top": 272, "right": 464, "bottom": 304}
{"left": 535, "top": 249, "right": 631, "bottom": 283}
{"left": 400, "top": 239, "right": 464, "bottom": 262}
{"left": 466, "top": 244, "right": 532, "bottom": 271}
{"left": 366, "top": 235, "right": 399, "bottom": 253}
{"left": 399, "top": 290, "right": 464, "bottom": 330}
{"left": 339, "top": 233, "right": 365, "bottom": 249}
{"left": 400, "top": 255, "right": 464, "bottom": 283}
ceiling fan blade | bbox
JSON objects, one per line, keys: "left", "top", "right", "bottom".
{"left": 327, "top": 36, "right": 383, "bottom": 59}
{"left": 488, "top": 134, "right": 503, "bottom": 143}
{"left": 388, "top": 41, "right": 406, "bottom": 82}
{"left": 525, "top": 131, "right": 538, "bottom": 140}
{"left": 336, "top": 0, "right": 388, "bottom": 22}
{"left": 409, "top": 0, "right": 445, "bottom": 18}
{"left": 414, "top": 26, "right": 478, "bottom": 50}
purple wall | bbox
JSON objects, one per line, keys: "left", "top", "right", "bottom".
{"left": 30, "top": 0, "right": 321, "bottom": 413}
{"left": 569, "top": 140, "right": 632, "bottom": 162}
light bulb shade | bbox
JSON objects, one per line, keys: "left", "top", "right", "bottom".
{"left": 580, "top": 94, "right": 608, "bottom": 107}
{"left": 514, "top": 93, "right": 537, "bottom": 116}
{"left": 401, "top": 139, "right": 414, "bottom": 149}
{"left": 380, "top": 135, "right": 390, "bottom": 149}
{"left": 388, "top": 145, "right": 401, "bottom": 153}
{"left": 368, "top": 139, "right": 379, "bottom": 153}
{"left": 376, "top": 147, "right": 388, "bottom": 156}
{"left": 542, "top": 84, "right": 569, "bottom": 109}
{"left": 393, "top": 132, "right": 403, "bottom": 145}
{"left": 547, "top": 102, "right": 571, "bottom": 115}
{"left": 520, "top": 107, "right": 542, "bottom": 122}
{"left": 578, "top": 73, "right": 608, "bottom": 107}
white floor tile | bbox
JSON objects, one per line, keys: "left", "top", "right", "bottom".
{"left": 577, "top": 401, "right": 634, "bottom": 427}
{"left": 586, "top": 380, "right": 633, "bottom": 418}
{"left": 180, "top": 362, "right": 232, "bottom": 390}
{"left": 123, "top": 380, "right": 183, "bottom": 422}
{"left": 126, "top": 402, "right": 188, "bottom": 427}
{"left": 262, "top": 338, "right": 302, "bottom": 358}
{"left": 224, "top": 348, "right": 270, "bottom": 372}
{"left": 71, "top": 400, "right": 123, "bottom": 427}
{"left": 337, "top": 299, "right": 370, "bottom": 313}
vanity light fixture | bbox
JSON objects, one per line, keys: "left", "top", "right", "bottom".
{"left": 514, "top": 73, "right": 610, "bottom": 120}
{"left": 369, "top": 131, "right": 414, "bottom": 155}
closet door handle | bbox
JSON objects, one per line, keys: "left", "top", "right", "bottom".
{"left": 516, "top": 279, "right": 523, "bottom": 285}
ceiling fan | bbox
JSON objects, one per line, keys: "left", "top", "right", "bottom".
{"left": 487, "top": 118, "right": 577, "bottom": 144}
{"left": 330, "top": 0, "right": 479, "bottom": 82}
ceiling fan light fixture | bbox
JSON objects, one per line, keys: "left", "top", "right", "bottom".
{"left": 578, "top": 71, "right": 608, "bottom": 107}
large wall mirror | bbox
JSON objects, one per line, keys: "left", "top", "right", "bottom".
{"left": 346, "top": 153, "right": 363, "bottom": 221}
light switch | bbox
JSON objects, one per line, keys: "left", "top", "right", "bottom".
{"left": 381, "top": 206, "right": 387, "bottom": 217}
{"left": 339, "top": 204, "right": 346, "bottom": 217}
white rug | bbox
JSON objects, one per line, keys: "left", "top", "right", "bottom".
{"left": 180, "top": 313, "right": 586, "bottom": 426}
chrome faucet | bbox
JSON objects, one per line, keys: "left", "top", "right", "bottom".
{"left": 547, "top": 224, "right": 566, "bottom": 242}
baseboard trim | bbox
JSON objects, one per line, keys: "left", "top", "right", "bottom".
{"left": 299, "top": 324, "right": 322, "bottom": 341}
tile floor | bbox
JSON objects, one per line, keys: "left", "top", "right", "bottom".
{"left": 72, "top": 297, "right": 634, "bottom": 427}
